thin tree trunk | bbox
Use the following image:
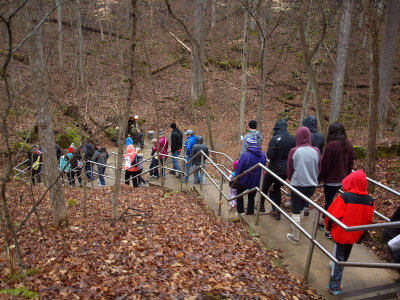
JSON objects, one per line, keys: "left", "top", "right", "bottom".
{"left": 299, "top": 0, "right": 326, "bottom": 134}
{"left": 97, "top": 1, "right": 105, "bottom": 41}
{"left": 256, "top": 0, "right": 272, "bottom": 132}
{"left": 378, "top": 0, "right": 400, "bottom": 138}
{"left": 300, "top": 80, "right": 311, "bottom": 124}
{"left": 29, "top": 2, "right": 67, "bottom": 227}
{"left": 249, "top": 0, "right": 259, "bottom": 31}
{"left": 239, "top": 0, "right": 249, "bottom": 139}
{"left": 363, "top": 0, "right": 380, "bottom": 193}
{"left": 57, "top": 0, "right": 63, "bottom": 68}
{"left": 211, "top": 0, "right": 217, "bottom": 28}
{"left": 329, "top": 0, "right": 353, "bottom": 124}
{"left": 76, "top": 0, "right": 85, "bottom": 90}
{"left": 112, "top": 0, "right": 138, "bottom": 219}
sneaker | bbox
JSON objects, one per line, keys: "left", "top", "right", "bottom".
{"left": 274, "top": 213, "right": 281, "bottom": 221}
{"left": 325, "top": 231, "right": 332, "bottom": 239}
{"left": 304, "top": 207, "right": 309, "bottom": 216}
{"left": 176, "top": 174, "right": 181, "bottom": 179}
{"left": 327, "top": 285, "right": 342, "bottom": 295}
{"left": 181, "top": 179, "right": 188, "bottom": 183}
{"left": 287, "top": 233, "right": 299, "bottom": 245}
{"left": 284, "top": 200, "right": 292, "bottom": 208}
{"left": 329, "top": 260, "right": 334, "bottom": 270}
{"left": 259, "top": 206, "right": 266, "bottom": 213}
{"left": 169, "top": 171, "right": 176, "bottom": 175}
{"left": 318, "top": 224, "right": 325, "bottom": 231}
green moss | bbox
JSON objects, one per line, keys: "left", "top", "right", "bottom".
{"left": 68, "top": 198, "right": 78, "bottom": 207}
{"left": 0, "top": 287, "right": 38, "bottom": 298}
{"left": 194, "top": 95, "right": 205, "bottom": 107}
{"left": 12, "top": 142, "right": 31, "bottom": 153}
{"left": 181, "top": 58, "right": 191, "bottom": 69}
{"left": 230, "top": 45, "right": 242, "bottom": 52}
{"left": 353, "top": 146, "right": 366, "bottom": 159}
{"left": 56, "top": 126, "right": 81, "bottom": 149}
{"left": 105, "top": 127, "right": 116, "bottom": 139}
{"left": 138, "top": 117, "right": 146, "bottom": 126}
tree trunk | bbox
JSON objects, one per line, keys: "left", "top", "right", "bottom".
{"left": 29, "top": 2, "right": 67, "bottom": 228}
{"left": 249, "top": 0, "right": 259, "bottom": 31}
{"left": 239, "top": 0, "right": 249, "bottom": 139}
{"left": 97, "top": 1, "right": 105, "bottom": 41}
{"left": 363, "top": 0, "right": 380, "bottom": 193}
{"left": 299, "top": 0, "right": 326, "bottom": 134}
{"left": 300, "top": 80, "right": 311, "bottom": 125}
{"left": 112, "top": 0, "right": 138, "bottom": 219}
{"left": 211, "top": 0, "right": 217, "bottom": 28}
{"left": 191, "top": 0, "right": 206, "bottom": 104}
{"left": 57, "top": 0, "right": 63, "bottom": 68}
{"left": 256, "top": 0, "right": 272, "bottom": 133}
{"left": 378, "top": 0, "right": 400, "bottom": 138}
{"left": 76, "top": 0, "right": 85, "bottom": 90}
{"left": 329, "top": 0, "right": 353, "bottom": 124}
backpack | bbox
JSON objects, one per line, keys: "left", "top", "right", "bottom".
{"left": 85, "top": 148, "right": 95, "bottom": 161}
{"left": 124, "top": 153, "right": 139, "bottom": 169}
{"left": 32, "top": 156, "right": 40, "bottom": 171}
{"left": 98, "top": 150, "right": 108, "bottom": 163}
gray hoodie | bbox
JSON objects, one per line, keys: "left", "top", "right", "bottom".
{"left": 240, "top": 130, "right": 263, "bottom": 156}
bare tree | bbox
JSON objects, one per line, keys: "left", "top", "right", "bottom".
{"left": 211, "top": 0, "right": 217, "bottom": 28}
{"left": 112, "top": 0, "right": 138, "bottom": 219}
{"left": 57, "top": 0, "right": 63, "bottom": 68}
{"left": 363, "top": 0, "right": 380, "bottom": 192}
{"left": 28, "top": 2, "right": 67, "bottom": 227}
{"left": 76, "top": 0, "right": 85, "bottom": 90}
{"left": 329, "top": 0, "right": 353, "bottom": 124}
{"left": 378, "top": 0, "right": 400, "bottom": 138}
{"left": 239, "top": 0, "right": 250, "bottom": 139}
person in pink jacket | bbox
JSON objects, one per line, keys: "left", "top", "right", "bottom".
{"left": 124, "top": 144, "right": 139, "bottom": 187}
{"left": 156, "top": 130, "right": 168, "bottom": 177}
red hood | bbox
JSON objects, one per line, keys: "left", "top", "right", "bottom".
{"left": 342, "top": 170, "right": 368, "bottom": 195}
{"left": 126, "top": 144, "right": 136, "bottom": 154}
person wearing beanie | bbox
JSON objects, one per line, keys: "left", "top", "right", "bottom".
{"left": 240, "top": 120, "right": 263, "bottom": 156}
{"left": 326, "top": 170, "right": 374, "bottom": 295}
{"left": 182, "top": 129, "right": 197, "bottom": 183}
{"left": 126, "top": 135, "right": 134, "bottom": 147}
{"left": 286, "top": 127, "right": 321, "bottom": 245}
{"left": 235, "top": 137, "right": 266, "bottom": 215}
{"left": 261, "top": 119, "right": 296, "bottom": 219}
{"left": 170, "top": 122, "right": 183, "bottom": 178}
{"left": 68, "top": 147, "right": 73, "bottom": 154}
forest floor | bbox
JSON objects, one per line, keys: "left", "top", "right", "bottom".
{"left": 0, "top": 183, "right": 322, "bottom": 299}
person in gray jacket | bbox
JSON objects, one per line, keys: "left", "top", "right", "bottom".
{"left": 92, "top": 147, "right": 109, "bottom": 186}
{"left": 190, "top": 136, "right": 209, "bottom": 184}
{"left": 240, "top": 120, "right": 263, "bottom": 156}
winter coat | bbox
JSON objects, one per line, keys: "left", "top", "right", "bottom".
{"left": 126, "top": 137, "right": 134, "bottom": 146}
{"left": 325, "top": 170, "right": 375, "bottom": 245}
{"left": 156, "top": 136, "right": 168, "bottom": 160}
{"left": 302, "top": 116, "right": 325, "bottom": 154}
{"left": 185, "top": 135, "right": 197, "bottom": 156}
{"left": 266, "top": 120, "right": 296, "bottom": 176}
{"left": 171, "top": 128, "right": 183, "bottom": 152}
{"left": 240, "top": 130, "right": 263, "bottom": 156}
{"left": 84, "top": 144, "right": 95, "bottom": 162}
{"left": 59, "top": 154, "right": 71, "bottom": 172}
{"left": 190, "top": 136, "right": 209, "bottom": 165}
{"left": 319, "top": 139, "right": 354, "bottom": 184}
{"left": 124, "top": 144, "right": 139, "bottom": 172}
{"left": 137, "top": 153, "right": 144, "bottom": 171}
{"left": 236, "top": 146, "right": 266, "bottom": 188}
{"left": 287, "top": 127, "right": 321, "bottom": 187}
{"left": 92, "top": 148, "right": 109, "bottom": 168}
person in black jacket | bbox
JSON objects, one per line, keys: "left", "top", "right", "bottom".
{"left": 190, "top": 136, "right": 209, "bottom": 184}
{"left": 261, "top": 119, "right": 296, "bottom": 220}
{"left": 301, "top": 115, "right": 325, "bottom": 215}
{"left": 170, "top": 122, "right": 183, "bottom": 178}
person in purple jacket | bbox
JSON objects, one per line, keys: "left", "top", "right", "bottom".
{"left": 286, "top": 127, "right": 321, "bottom": 244}
{"left": 235, "top": 137, "right": 266, "bottom": 215}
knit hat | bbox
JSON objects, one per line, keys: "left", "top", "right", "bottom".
{"left": 159, "top": 129, "right": 163, "bottom": 135}
{"left": 248, "top": 120, "right": 257, "bottom": 129}
{"left": 170, "top": 123, "right": 177, "bottom": 129}
{"left": 232, "top": 160, "right": 239, "bottom": 170}
{"left": 68, "top": 147, "right": 73, "bottom": 153}
{"left": 246, "top": 137, "right": 257, "bottom": 148}
{"left": 185, "top": 129, "right": 194, "bottom": 135}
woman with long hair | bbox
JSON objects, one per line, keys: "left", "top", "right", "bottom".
{"left": 319, "top": 122, "right": 355, "bottom": 239}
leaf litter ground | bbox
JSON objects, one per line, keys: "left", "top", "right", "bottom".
{"left": 1, "top": 183, "right": 321, "bottom": 299}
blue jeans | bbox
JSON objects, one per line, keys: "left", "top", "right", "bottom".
{"left": 172, "top": 150, "right": 181, "bottom": 173}
{"left": 85, "top": 163, "right": 93, "bottom": 180}
{"left": 329, "top": 242, "right": 353, "bottom": 291}
{"left": 193, "top": 164, "right": 206, "bottom": 184}
{"left": 149, "top": 158, "right": 159, "bottom": 177}
{"left": 98, "top": 166, "right": 105, "bottom": 185}
{"left": 184, "top": 154, "right": 192, "bottom": 182}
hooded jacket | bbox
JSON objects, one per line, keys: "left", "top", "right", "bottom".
{"left": 240, "top": 130, "right": 263, "bottom": 156}
{"left": 302, "top": 116, "right": 325, "bottom": 154}
{"left": 266, "top": 120, "right": 296, "bottom": 175}
{"left": 156, "top": 135, "right": 169, "bottom": 160}
{"left": 185, "top": 134, "right": 197, "bottom": 155}
{"left": 171, "top": 128, "right": 183, "bottom": 152}
{"left": 124, "top": 144, "right": 139, "bottom": 172}
{"left": 287, "top": 127, "right": 321, "bottom": 187}
{"left": 190, "top": 136, "right": 209, "bottom": 165}
{"left": 126, "top": 136, "right": 134, "bottom": 146}
{"left": 236, "top": 146, "right": 266, "bottom": 188}
{"left": 325, "top": 170, "right": 375, "bottom": 245}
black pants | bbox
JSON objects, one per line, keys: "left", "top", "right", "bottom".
{"left": 70, "top": 169, "right": 82, "bottom": 186}
{"left": 291, "top": 186, "right": 316, "bottom": 214}
{"left": 237, "top": 185, "right": 256, "bottom": 214}
{"left": 323, "top": 184, "right": 341, "bottom": 218}
{"left": 261, "top": 173, "right": 286, "bottom": 211}
{"left": 125, "top": 170, "right": 140, "bottom": 187}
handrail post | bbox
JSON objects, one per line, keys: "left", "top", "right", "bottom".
{"left": 180, "top": 157, "right": 184, "bottom": 191}
{"left": 255, "top": 169, "right": 265, "bottom": 225}
{"left": 200, "top": 153, "right": 204, "bottom": 191}
{"left": 91, "top": 162, "right": 94, "bottom": 187}
{"left": 304, "top": 209, "right": 320, "bottom": 281}
{"left": 218, "top": 173, "right": 224, "bottom": 216}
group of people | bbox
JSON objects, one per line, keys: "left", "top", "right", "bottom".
{"left": 228, "top": 118, "right": 375, "bottom": 295}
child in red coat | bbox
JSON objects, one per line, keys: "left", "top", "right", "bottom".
{"left": 325, "top": 170, "right": 375, "bottom": 295}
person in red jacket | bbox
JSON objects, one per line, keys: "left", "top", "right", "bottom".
{"left": 325, "top": 170, "right": 375, "bottom": 295}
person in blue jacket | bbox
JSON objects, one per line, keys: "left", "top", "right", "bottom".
{"left": 182, "top": 129, "right": 197, "bottom": 183}
{"left": 235, "top": 137, "right": 267, "bottom": 215}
